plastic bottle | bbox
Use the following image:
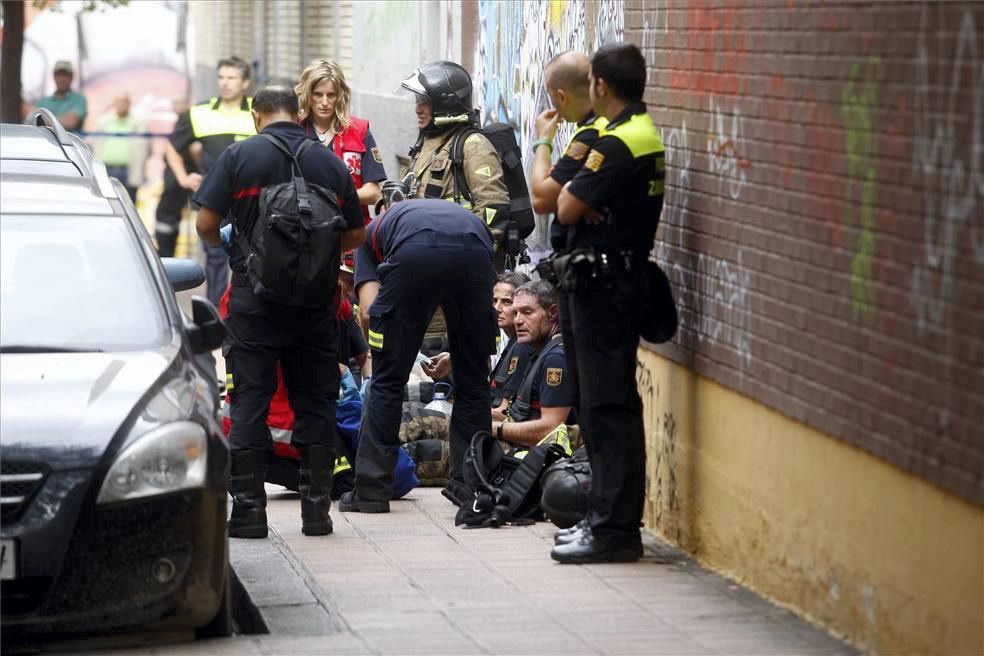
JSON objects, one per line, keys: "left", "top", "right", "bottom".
{"left": 424, "top": 382, "right": 453, "bottom": 416}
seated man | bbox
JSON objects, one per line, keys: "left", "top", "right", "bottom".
{"left": 492, "top": 280, "right": 574, "bottom": 452}
{"left": 490, "top": 272, "right": 533, "bottom": 415}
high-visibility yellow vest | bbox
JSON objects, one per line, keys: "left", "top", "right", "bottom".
{"left": 189, "top": 97, "right": 255, "bottom": 141}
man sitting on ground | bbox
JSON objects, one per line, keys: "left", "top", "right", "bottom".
{"left": 490, "top": 271, "right": 532, "bottom": 414}
{"left": 492, "top": 281, "right": 574, "bottom": 451}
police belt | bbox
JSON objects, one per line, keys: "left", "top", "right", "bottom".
{"left": 539, "top": 247, "right": 649, "bottom": 284}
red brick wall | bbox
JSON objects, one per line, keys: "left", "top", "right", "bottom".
{"left": 625, "top": 0, "right": 983, "bottom": 504}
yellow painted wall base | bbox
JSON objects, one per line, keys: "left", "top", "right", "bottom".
{"left": 636, "top": 350, "right": 984, "bottom": 656}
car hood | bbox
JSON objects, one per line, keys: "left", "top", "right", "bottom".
{"left": 0, "top": 350, "right": 175, "bottom": 470}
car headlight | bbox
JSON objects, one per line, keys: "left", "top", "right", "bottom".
{"left": 97, "top": 421, "right": 208, "bottom": 504}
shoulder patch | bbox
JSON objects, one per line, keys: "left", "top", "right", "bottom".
{"left": 546, "top": 367, "right": 563, "bottom": 387}
{"left": 371, "top": 147, "right": 383, "bottom": 163}
{"left": 585, "top": 149, "right": 605, "bottom": 172}
{"left": 507, "top": 356, "right": 518, "bottom": 375}
{"left": 465, "top": 133, "right": 485, "bottom": 145}
{"left": 564, "top": 141, "right": 589, "bottom": 161}
{"left": 474, "top": 165, "right": 492, "bottom": 177}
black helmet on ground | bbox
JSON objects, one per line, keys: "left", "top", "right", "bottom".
{"left": 539, "top": 450, "right": 591, "bottom": 529}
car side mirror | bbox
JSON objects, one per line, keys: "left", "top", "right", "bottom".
{"left": 188, "top": 296, "right": 225, "bottom": 354}
{"left": 162, "top": 257, "right": 206, "bottom": 292}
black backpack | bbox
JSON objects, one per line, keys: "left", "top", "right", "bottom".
{"left": 454, "top": 430, "right": 567, "bottom": 528}
{"left": 235, "top": 134, "right": 345, "bottom": 307}
{"left": 450, "top": 123, "right": 535, "bottom": 240}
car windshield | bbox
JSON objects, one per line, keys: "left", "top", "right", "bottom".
{"left": 0, "top": 215, "right": 167, "bottom": 352}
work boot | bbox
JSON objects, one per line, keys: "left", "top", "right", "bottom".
{"left": 228, "top": 449, "right": 268, "bottom": 539}
{"left": 299, "top": 445, "right": 334, "bottom": 536}
{"left": 550, "top": 530, "right": 643, "bottom": 564}
{"left": 554, "top": 518, "right": 589, "bottom": 545}
{"left": 338, "top": 490, "right": 389, "bottom": 513}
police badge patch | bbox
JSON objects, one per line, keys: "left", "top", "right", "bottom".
{"left": 507, "top": 356, "right": 518, "bottom": 375}
{"left": 565, "top": 141, "right": 589, "bottom": 160}
{"left": 371, "top": 147, "right": 383, "bottom": 163}
{"left": 546, "top": 368, "right": 563, "bottom": 387}
{"left": 585, "top": 149, "right": 605, "bottom": 172}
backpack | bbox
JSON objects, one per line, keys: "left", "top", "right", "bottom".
{"left": 235, "top": 134, "right": 345, "bottom": 307}
{"left": 450, "top": 123, "right": 535, "bottom": 240}
{"left": 454, "top": 430, "right": 567, "bottom": 528}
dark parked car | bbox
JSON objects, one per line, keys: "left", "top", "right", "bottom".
{"left": 0, "top": 110, "right": 231, "bottom": 638}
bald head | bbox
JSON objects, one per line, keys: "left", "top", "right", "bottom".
{"left": 545, "top": 51, "right": 591, "bottom": 94}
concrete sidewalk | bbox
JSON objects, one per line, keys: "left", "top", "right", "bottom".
{"left": 196, "top": 486, "right": 854, "bottom": 656}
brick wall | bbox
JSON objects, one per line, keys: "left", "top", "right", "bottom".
{"left": 625, "top": 0, "right": 983, "bottom": 504}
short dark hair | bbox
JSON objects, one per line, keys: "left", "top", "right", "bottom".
{"left": 252, "top": 85, "right": 299, "bottom": 115}
{"left": 497, "top": 271, "right": 531, "bottom": 289}
{"left": 514, "top": 280, "right": 558, "bottom": 312}
{"left": 217, "top": 56, "right": 251, "bottom": 81}
{"left": 591, "top": 42, "right": 646, "bottom": 103}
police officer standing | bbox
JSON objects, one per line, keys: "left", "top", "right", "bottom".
{"left": 396, "top": 61, "right": 512, "bottom": 270}
{"left": 195, "top": 86, "right": 366, "bottom": 539}
{"left": 551, "top": 43, "right": 665, "bottom": 563}
{"left": 167, "top": 56, "right": 256, "bottom": 306}
{"left": 339, "top": 198, "right": 497, "bottom": 513}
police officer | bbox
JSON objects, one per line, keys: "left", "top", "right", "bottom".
{"left": 396, "top": 61, "right": 512, "bottom": 270}
{"left": 529, "top": 50, "right": 608, "bottom": 465}
{"left": 339, "top": 198, "right": 497, "bottom": 513}
{"left": 194, "top": 85, "right": 366, "bottom": 539}
{"left": 167, "top": 56, "right": 256, "bottom": 306}
{"left": 551, "top": 43, "right": 666, "bottom": 564}
{"left": 492, "top": 281, "right": 575, "bottom": 451}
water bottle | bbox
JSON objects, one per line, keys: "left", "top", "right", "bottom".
{"left": 424, "top": 382, "right": 453, "bottom": 416}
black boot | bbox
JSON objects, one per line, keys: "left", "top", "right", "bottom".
{"left": 550, "top": 529, "right": 643, "bottom": 564}
{"left": 299, "top": 445, "right": 334, "bottom": 536}
{"left": 229, "top": 449, "right": 268, "bottom": 539}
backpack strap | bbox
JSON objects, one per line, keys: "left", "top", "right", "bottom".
{"left": 450, "top": 127, "right": 479, "bottom": 205}
{"left": 260, "top": 133, "right": 313, "bottom": 215}
{"left": 510, "top": 334, "right": 563, "bottom": 421}
{"left": 498, "top": 441, "right": 566, "bottom": 519}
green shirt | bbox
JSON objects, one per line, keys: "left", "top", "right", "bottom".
{"left": 98, "top": 114, "right": 132, "bottom": 166}
{"left": 36, "top": 91, "right": 88, "bottom": 132}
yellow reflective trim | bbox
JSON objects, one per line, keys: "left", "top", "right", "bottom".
{"left": 600, "top": 112, "right": 664, "bottom": 158}
{"left": 225, "top": 372, "right": 234, "bottom": 390}
{"left": 538, "top": 425, "right": 572, "bottom": 456}
{"left": 648, "top": 179, "right": 665, "bottom": 196}
{"left": 474, "top": 165, "right": 492, "bottom": 177}
{"left": 333, "top": 456, "right": 352, "bottom": 475}
{"left": 485, "top": 207, "right": 497, "bottom": 225}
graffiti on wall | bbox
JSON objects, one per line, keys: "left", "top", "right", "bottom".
{"left": 841, "top": 57, "right": 881, "bottom": 324}
{"left": 657, "top": 120, "right": 754, "bottom": 375}
{"left": 636, "top": 357, "right": 679, "bottom": 540}
{"left": 909, "top": 4, "right": 984, "bottom": 429}
{"left": 473, "top": 0, "right": 623, "bottom": 254}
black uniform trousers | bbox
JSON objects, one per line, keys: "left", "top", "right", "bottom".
{"left": 224, "top": 284, "right": 341, "bottom": 454}
{"left": 564, "top": 267, "right": 650, "bottom": 538}
{"left": 155, "top": 168, "right": 189, "bottom": 258}
{"left": 355, "top": 231, "right": 496, "bottom": 501}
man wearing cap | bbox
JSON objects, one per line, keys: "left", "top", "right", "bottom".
{"left": 34, "top": 61, "right": 87, "bottom": 133}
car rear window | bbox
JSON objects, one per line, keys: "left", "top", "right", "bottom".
{"left": 0, "top": 215, "right": 167, "bottom": 352}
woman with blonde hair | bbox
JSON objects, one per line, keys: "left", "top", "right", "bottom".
{"left": 296, "top": 59, "right": 386, "bottom": 223}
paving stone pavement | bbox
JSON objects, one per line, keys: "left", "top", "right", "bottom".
{"left": 81, "top": 486, "right": 857, "bottom": 655}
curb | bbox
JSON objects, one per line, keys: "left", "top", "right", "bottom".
{"left": 229, "top": 526, "right": 346, "bottom": 637}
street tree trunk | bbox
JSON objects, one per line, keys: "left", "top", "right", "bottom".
{"left": 1, "top": 0, "right": 26, "bottom": 123}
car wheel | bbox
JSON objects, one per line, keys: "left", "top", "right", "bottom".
{"left": 195, "top": 536, "right": 233, "bottom": 639}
